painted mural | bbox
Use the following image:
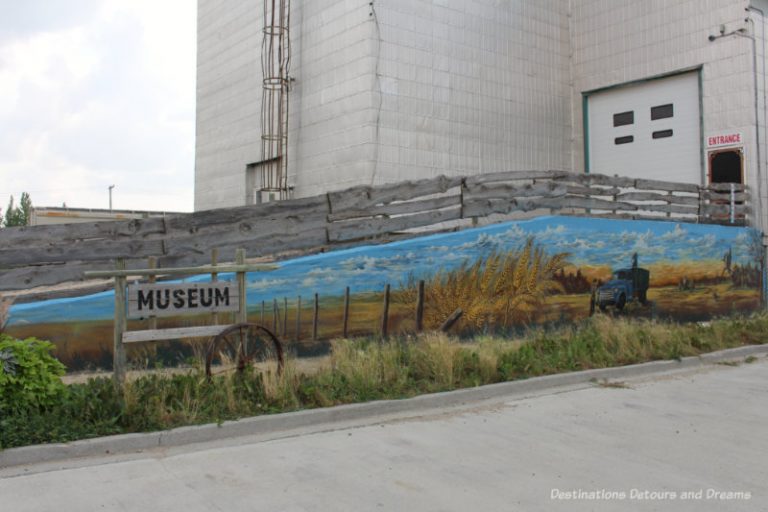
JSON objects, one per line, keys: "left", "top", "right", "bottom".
{"left": 4, "top": 216, "right": 763, "bottom": 371}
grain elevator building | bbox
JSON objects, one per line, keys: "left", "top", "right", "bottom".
{"left": 195, "top": 0, "right": 768, "bottom": 228}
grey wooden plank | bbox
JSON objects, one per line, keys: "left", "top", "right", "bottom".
{"left": 701, "top": 191, "right": 749, "bottom": 202}
{"left": 0, "top": 216, "right": 168, "bottom": 246}
{"left": 461, "top": 198, "right": 512, "bottom": 218}
{"left": 522, "top": 196, "right": 640, "bottom": 212}
{"left": 162, "top": 213, "right": 328, "bottom": 258}
{"left": 328, "top": 175, "right": 462, "bottom": 212}
{"left": 122, "top": 325, "right": 235, "bottom": 343}
{"left": 632, "top": 203, "right": 699, "bottom": 215}
{"left": 462, "top": 195, "right": 640, "bottom": 217}
{"left": 564, "top": 185, "right": 621, "bottom": 196}
{"left": 704, "top": 183, "right": 747, "bottom": 193}
{"left": 328, "top": 206, "right": 463, "bottom": 242}
{"left": 561, "top": 173, "right": 637, "bottom": 188}
{"left": 88, "top": 264, "right": 276, "bottom": 279}
{"left": 165, "top": 195, "right": 328, "bottom": 234}
{"left": 635, "top": 178, "right": 700, "bottom": 193}
{"left": 701, "top": 204, "right": 751, "bottom": 216}
{"left": 617, "top": 192, "right": 700, "bottom": 206}
{"left": 0, "top": 239, "right": 166, "bottom": 267}
{"left": 328, "top": 194, "right": 461, "bottom": 222}
{"left": 164, "top": 226, "right": 329, "bottom": 260}
{"left": 463, "top": 182, "right": 567, "bottom": 202}
{"left": 464, "top": 170, "right": 571, "bottom": 187}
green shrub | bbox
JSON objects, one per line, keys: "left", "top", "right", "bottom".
{"left": 0, "top": 334, "right": 66, "bottom": 414}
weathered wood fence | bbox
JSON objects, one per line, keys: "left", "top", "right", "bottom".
{"left": 0, "top": 170, "right": 750, "bottom": 293}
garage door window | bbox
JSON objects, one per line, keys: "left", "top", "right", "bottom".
{"left": 651, "top": 104, "right": 674, "bottom": 120}
{"left": 613, "top": 111, "right": 634, "bottom": 127}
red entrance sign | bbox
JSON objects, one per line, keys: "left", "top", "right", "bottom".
{"left": 707, "top": 133, "right": 742, "bottom": 148}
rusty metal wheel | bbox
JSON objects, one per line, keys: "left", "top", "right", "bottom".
{"left": 205, "top": 323, "right": 284, "bottom": 378}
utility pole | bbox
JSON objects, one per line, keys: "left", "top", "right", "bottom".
{"left": 108, "top": 185, "right": 115, "bottom": 211}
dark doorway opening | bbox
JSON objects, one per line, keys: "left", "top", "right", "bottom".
{"left": 709, "top": 149, "right": 743, "bottom": 184}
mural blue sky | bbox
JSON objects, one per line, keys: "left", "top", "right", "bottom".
{"left": 8, "top": 216, "right": 758, "bottom": 327}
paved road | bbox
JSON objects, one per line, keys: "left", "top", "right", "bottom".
{"left": 2, "top": 358, "right": 766, "bottom": 511}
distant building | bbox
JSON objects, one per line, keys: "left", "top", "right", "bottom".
{"left": 29, "top": 207, "right": 180, "bottom": 226}
{"left": 195, "top": 0, "right": 768, "bottom": 229}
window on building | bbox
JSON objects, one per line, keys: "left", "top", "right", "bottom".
{"left": 652, "top": 129, "right": 674, "bottom": 139}
{"left": 613, "top": 111, "right": 634, "bottom": 127}
{"left": 615, "top": 135, "right": 634, "bottom": 145}
{"left": 651, "top": 104, "right": 674, "bottom": 120}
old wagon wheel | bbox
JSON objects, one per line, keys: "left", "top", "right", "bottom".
{"left": 205, "top": 323, "right": 284, "bottom": 378}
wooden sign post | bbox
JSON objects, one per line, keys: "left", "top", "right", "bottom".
{"left": 85, "top": 249, "right": 276, "bottom": 385}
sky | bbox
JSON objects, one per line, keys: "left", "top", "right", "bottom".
{"left": 0, "top": 0, "right": 196, "bottom": 213}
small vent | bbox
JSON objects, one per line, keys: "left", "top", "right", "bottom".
{"left": 615, "top": 135, "right": 634, "bottom": 145}
{"left": 652, "top": 129, "right": 673, "bottom": 139}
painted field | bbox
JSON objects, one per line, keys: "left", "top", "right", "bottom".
{"left": 5, "top": 216, "right": 762, "bottom": 371}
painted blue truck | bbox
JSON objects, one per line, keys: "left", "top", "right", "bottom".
{"left": 597, "top": 254, "right": 650, "bottom": 311}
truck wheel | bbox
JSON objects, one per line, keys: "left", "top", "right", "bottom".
{"left": 598, "top": 302, "right": 607, "bottom": 312}
{"left": 639, "top": 290, "right": 648, "bottom": 305}
{"left": 616, "top": 294, "right": 626, "bottom": 311}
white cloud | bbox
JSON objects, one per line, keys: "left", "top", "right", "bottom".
{"left": 0, "top": 0, "right": 196, "bottom": 213}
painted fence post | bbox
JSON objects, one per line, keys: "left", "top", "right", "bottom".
{"left": 381, "top": 283, "right": 390, "bottom": 339}
{"left": 343, "top": 286, "right": 350, "bottom": 338}
{"left": 113, "top": 258, "right": 127, "bottom": 385}
{"left": 283, "top": 297, "right": 288, "bottom": 336}
{"left": 273, "top": 298, "right": 279, "bottom": 333}
{"left": 296, "top": 295, "right": 302, "bottom": 341}
{"left": 211, "top": 248, "right": 219, "bottom": 326}
{"left": 312, "top": 293, "right": 319, "bottom": 341}
{"left": 416, "top": 280, "right": 425, "bottom": 332}
{"left": 236, "top": 249, "right": 247, "bottom": 324}
{"left": 147, "top": 256, "right": 157, "bottom": 331}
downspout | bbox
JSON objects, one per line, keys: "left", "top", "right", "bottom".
{"left": 746, "top": 6, "right": 768, "bottom": 307}
{"left": 748, "top": 6, "right": 767, "bottom": 231}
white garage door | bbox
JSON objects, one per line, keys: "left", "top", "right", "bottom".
{"left": 587, "top": 72, "right": 702, "bottom": 184}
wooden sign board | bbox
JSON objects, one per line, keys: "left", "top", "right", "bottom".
{"left": 127, "top": 282, "right": 239, "bottom": 319}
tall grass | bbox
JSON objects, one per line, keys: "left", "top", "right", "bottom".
{"left": 2, "top": 313, "right": 767, "bottom": 449}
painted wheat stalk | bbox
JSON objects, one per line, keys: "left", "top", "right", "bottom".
{"left": 399, "top": 237, "right": 568, "bottom": 332}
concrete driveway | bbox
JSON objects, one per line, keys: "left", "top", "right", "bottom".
{"left": 1, "top": 356, "right": 766, "bottom": 511}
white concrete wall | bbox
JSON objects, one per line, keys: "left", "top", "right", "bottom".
{"left": 195, "top": 0, "right": 377, "bottom": 211}
{"left": 370, "top": 0, "right": 572, "bottom": 184}
{"left": 570, "top": 0, "right": 765, "bottom": 227}
{"left": 195, "top": 0, "right": 262, "bottom": 210}
{"left": 290, "top": 1, "right": 378, "bottom": 198}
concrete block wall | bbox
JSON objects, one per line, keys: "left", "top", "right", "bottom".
{"left": 370, "top": 0, "right": 572, "bottom": 184}
{"left": 290, "top": 1, "right": 378, "bottom": 198}
{"left": 195, "top": 0, "right": 378, "bottom": 210}
{"left": 195, "top": 0, "right": 262, "bottom": 211}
